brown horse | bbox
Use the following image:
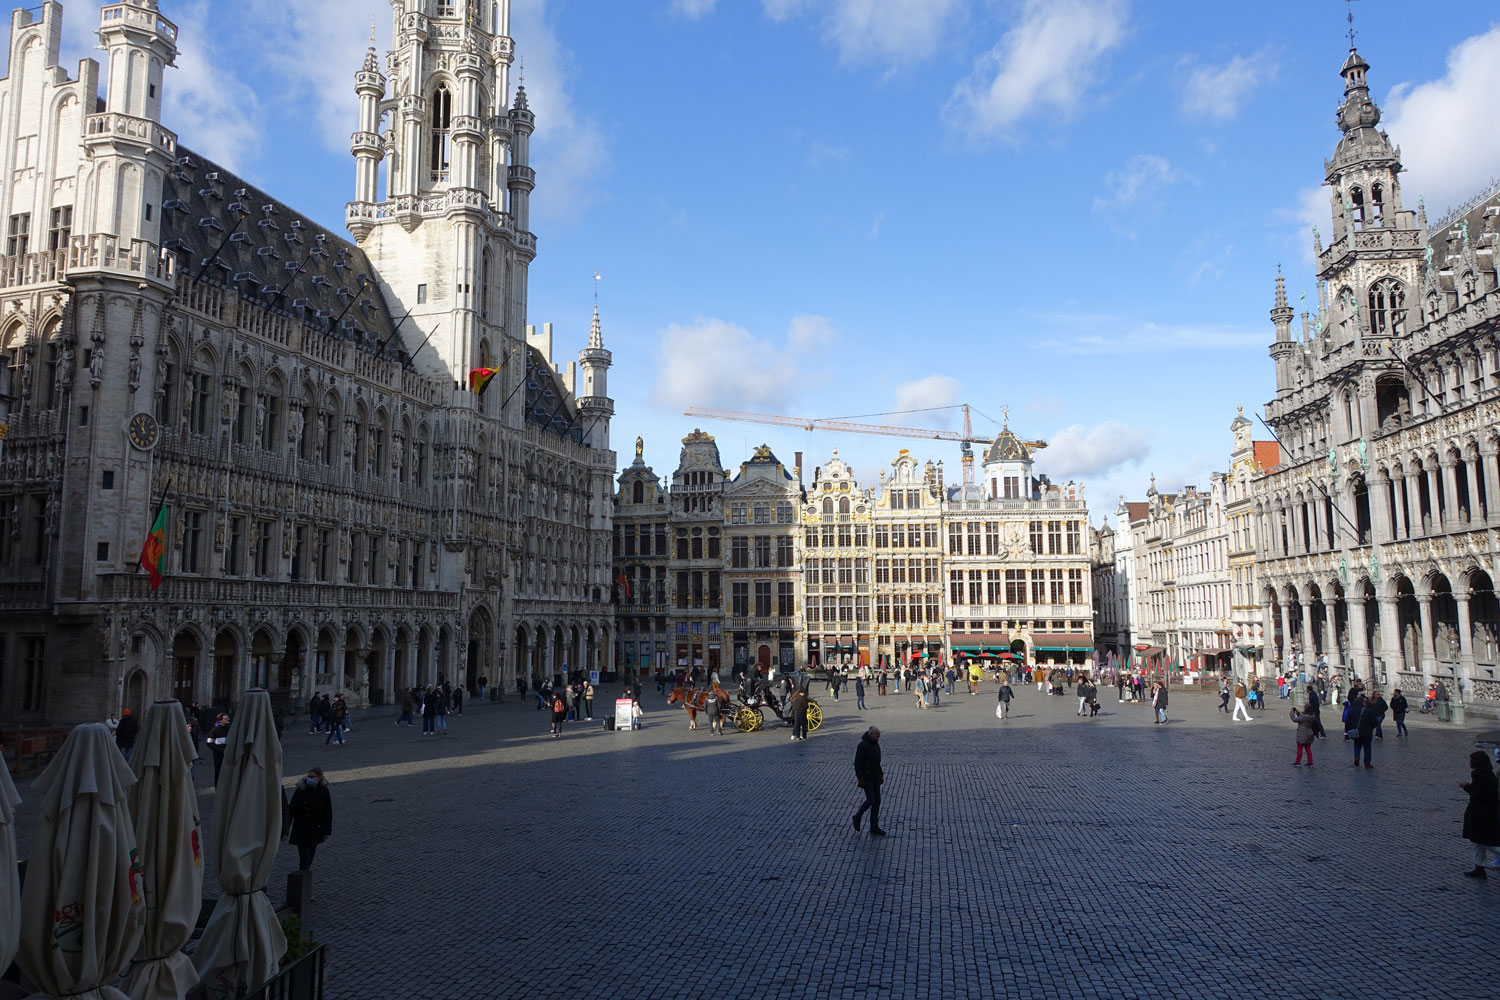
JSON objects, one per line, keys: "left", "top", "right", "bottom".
{"left": 667, "top": 684, "right": 728, "bottom": 730}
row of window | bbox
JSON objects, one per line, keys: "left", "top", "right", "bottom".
{"left": 946, "top": 568, "right": 1086, "bottom": 606}
{"left": 947, "top": 520, "right": 1082, "bottom": 557}
{"left": 4, "top": 208, "right": 71, "bottom": 257}
{"left": 871, "top": 595, "right": 944, "bottom": 625}
{"left": 728, "top": 581, "right": 797, "bottom": 618}
{"left": 0, "top": 634, "right": 47, "bottom": 713}
{"left": 728, "top": 535, "right": 795, "bottom": 569}
{"left": 729, "top": 502, "right": 796, "bottom": 524}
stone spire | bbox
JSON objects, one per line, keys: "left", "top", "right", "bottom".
{"left": 1271, "top": 267, "right": 1294, "bottom": 342}
{"left": 588, "top": 304, "right": 604, "bottom": 350}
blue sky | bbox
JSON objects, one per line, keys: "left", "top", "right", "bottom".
{"left": 52, "top": 0, "right": 1500, "bottom": 520}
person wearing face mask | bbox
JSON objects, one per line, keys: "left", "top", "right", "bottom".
{"left": 282, "top": 767, "right": 333, "bottom": 871}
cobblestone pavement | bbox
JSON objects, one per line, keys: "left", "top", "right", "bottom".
{"left": 13, "top": 684, "right": 1500, "bottom": 999}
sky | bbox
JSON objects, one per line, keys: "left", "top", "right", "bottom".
{"left": 43, "top": 0, "right": 1500, "bottom": 521}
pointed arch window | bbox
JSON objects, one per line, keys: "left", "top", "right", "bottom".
{"left": 632, "top": 480, "right": 644, "bottom": 504}
{"left": 429, "top": 84, "right": 453, "bottom": 182}
{"left": 1461, "top": 271, "right": 1478, "bottom": 302}
{"left": 1370, "top": 183, "right": 1385, "bottom": 225}
{"left": 480, "top": 246, "right": 491, "bottom": 315}
{"left": 1349, "top": 186, "right": 1365, "bottom": 230}
{"left": 1367, "top": 278, "right": 1406, "bottom": 337}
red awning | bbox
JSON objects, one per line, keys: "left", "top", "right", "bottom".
{"left": 1135, "top": 646, "right": 1166, "bottom": 658}
{"left": 1030, "top": 633, "right": 1094, "bottom": 647}
{"left": 949, "top": 633, "right": 1012, "bottom": 645}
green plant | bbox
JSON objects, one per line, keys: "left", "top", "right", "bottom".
{"left": 278, "top": 914, "right": 318, "bottom": 967}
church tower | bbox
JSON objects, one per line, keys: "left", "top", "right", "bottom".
{"left": 575, "top": 304, "right": 613, "bottom": 450}
{"left": 345, "top": 0, "right": 530, "bottom": 405}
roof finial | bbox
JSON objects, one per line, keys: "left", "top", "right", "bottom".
{"left": 1346, "top": 0, "right": 1359, "bottom": 50}
{"left": 370, "top": 15, "right": 376, "bottom": 48}
{"left": 588, "top": 271, "right": 603, "bottom": 350}
{"left": 1000, "top": 404, "right": 1009, "bottom": 427}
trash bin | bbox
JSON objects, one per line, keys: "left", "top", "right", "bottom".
{"left": 1436, "top": 700, "right": 1451, "bottom": 722}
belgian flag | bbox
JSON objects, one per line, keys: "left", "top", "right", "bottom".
{"left": 468, "top": 367, "right": 500, "bottom": 397}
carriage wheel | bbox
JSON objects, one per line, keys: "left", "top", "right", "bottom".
{"left": 733, "top": 706, "right": 759, "bottom": 733}
{"left": 750, "top": 708, "right": 765, "bottom": 732}
{"left": 806, "top": 701, "right": 824, "bottom": 732}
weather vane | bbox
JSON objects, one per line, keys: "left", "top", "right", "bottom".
{"left": 370, "top": 15, "right": 376, "bottom": 48}
{"left": 1346, "top": 0, "right": 1359, "bottom": 49}
{"left": 593, "top": 269, "right": 601, "bottom": 308}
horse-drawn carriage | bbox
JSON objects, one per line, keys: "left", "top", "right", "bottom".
{"left": 666, "top": 674, "right": 824, "bottom": 734}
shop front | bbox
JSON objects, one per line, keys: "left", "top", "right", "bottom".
{"left": 1031, "top": 632, "right": 1095, "bottom": 670}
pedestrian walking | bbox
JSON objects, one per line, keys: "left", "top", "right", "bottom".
{"left": 1218, "top": 680, "right": 1232, "bottom": 714}
{"left": 1460, "top": 750, "right": 1500, "bottom": 879}
{"left": 307, "top": 692, "right": 323, "bottom": 734}
{"left": 1152, "top": 682, "right": 1169, "bottom": 724}
{"left": 478, "top": 674, "right": 488, "bottom": 703}
{"left": 324, "top": 698, "right": 347, "bottom": 747}
{"left": 877, "top": 670, "right": 888, "bottom": 697}
{"left": 397, "top": 688, "right": 415, "bottom": 727}
{"left": 207, "top": 713, "right": 230, "bottom": 784}
{"left": 583, "top": 679, "right": 595, "bottom": 720}
{"left": 996, "top": 679, "right": 1013, "bottom": 720}
{"left": 451, "top": 685, "right": 464, "bottom": 716}
{"left": 1078, "top": 677, "right": 1091, "bottom": 717}
{"left": 1232, "top": 681, "right": 1254, "bottom": 722}
{"left": 550, "top": 691, "right": 567, "bottom": 737}
{"left": 855, "top": 675, "right": 867, "bottom": 711}
{"left": 1117, "top": 674, "right": 1126, "bottom": 703}
{"left": 1390, "top": 689, "right": 1409, "bottom": 737}
{"left": 1307, "top": 684, "right": 1327, "bottom": 739}
{"left": 281, "top": 767, "right": 333, "bottom": 871}
{"left": 1353, "top": 697, "right": 1378, "bottom": 769}
{"left": 790, "top": 687, "right": 810, "bottom": 741}
{"left": 422, "top": 686, "right": 437, "bottom": 735}
{"left": 433, "top": 688, "right": 449, "bottom": 734}
{"left": 1290, "top": 704, "right": 1317, "bottom": 766}
{"left": 851, "top": 726, "right": 885, "bottom": 837}
{"left": 115, "top": 708, "right": 140, "bottom": 763}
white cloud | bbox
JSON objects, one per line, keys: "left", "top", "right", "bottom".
{"left": 1275, "top": 185, "right": 1329, "bottom": 266}
{"left": 893, "top": 375, "right": 962, "bottom": 427}
{"left": 807, "top": 140, "right": 850, "bottom": 165}
{"left": 869, "top": 210, "right": 886, "bottom": 239}
{"left": 163, "top": 2, "right": 263, "bottom": 171}
{"left": 946, "top": 0, "right": 1126, "bottom": 140}
{"left": 671, "top": 0, "right": 719, "bottom": 19}
{"left": 787, "top": 313, "right": 837, "bottom": 350}
{"left": 651, "top": 315, "right": 837, "bottom": 411}
{"left": 1382, "top": 25, "right": 1500, "bottom": 218}
{"left": 757, "top": 0, "right": 960, "bottom": 64}
{"left": 1037, "top": 320, "right": 1264, "bottom": 354}
{"left": 1092, "top": 153, "right": 1184, "bottom": 214}
{"left": 1180, "top": 49, "right": 1278, "bottom": 121}
{"left": 1044, "top": 421, "right": 1149, "bottom": 479}
{"left": 823, "top": 0, "right": 964, "bottom": 65}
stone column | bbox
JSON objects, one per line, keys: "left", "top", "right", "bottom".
{"left": 1262, "top": 598, "right": 1277, "bottom": 662}
{"left": 1441, "top": 459, "right": 1461, "bottom": 530}
{"left": 1405, "top": 472, "right": 1422, "bottom": 537}
{"left": 1392, "top": 476, "right": 1407, "bottom": 540}
{"left": 543, "top": 638, "right": 555, "bottom": 685}
{"left": 1348, "top": 596, "right": 1370, "bottom": 680}
{"left": 1455, "top": 586, "right": 1476, "bottom": 701}
{"left": 1369, "top": 473, "right": 1391, "bottom": 544}
{"left": 1300, "top": 600, "right": 1316, "bottom": 658}
{"left": 1482, "top": 447, "right": 1500, "bottom": 526}
{"left": 382, "top": 643, "right": 395, "bottom": 704}
{"left": 1464, "top": 457, "right": 1482, "bottom": 526}
{"left": 234, "top": 639, "right": 252, "bottom": 705}
{"left": 1416, "top": 592, "right": 1436, "bottom": 686}
{"left": 1426, "top": 466, "right": 1443, "bottom": 533}
{"left": 1279, "top": 599, "right": 1293, "bottom": 667}
{"left": 1323, "top": 599, "right": 1341, "bottom": 668}
{"left": 1377, "top": 596, "right": 1403, "bottom": 675}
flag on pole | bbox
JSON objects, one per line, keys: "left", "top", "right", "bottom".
{"left": 468, "top": 367, "right": 500, "bottom": 396}
{"left": 139, "top": 500, "right": 168, "bottom": 592}
{"left": 615, "top": 570, "right": 631, "bottom": 600}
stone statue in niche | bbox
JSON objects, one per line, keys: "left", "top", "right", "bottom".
{"left": 1403, "top": 623, "right": 1420, "bottom": 667}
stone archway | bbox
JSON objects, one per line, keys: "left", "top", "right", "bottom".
{"left": 124, "top": 668, "right": 149, "bottom": 718}
{"left": 368, "top": 628, "right": 387, "bottom": 706}
{"left": 250, "top": 629, "right": 274, "bottom": 690}
{"left": 211, "top": 628, "right": 238, "bottom": 709}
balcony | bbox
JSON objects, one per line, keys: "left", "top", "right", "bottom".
{"left": 84, "top": 112, "right": 177, "bottom": 159}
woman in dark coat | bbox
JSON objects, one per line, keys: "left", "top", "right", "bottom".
{"left": 282, "top": 766, "right": 333, "bottom": 871}
{"left": 1460, "top": 750, "right": 1500, "bottom": 879}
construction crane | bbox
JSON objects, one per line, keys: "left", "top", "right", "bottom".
{"left": 681, "top": 404, "right": 1046, "bottom": 487}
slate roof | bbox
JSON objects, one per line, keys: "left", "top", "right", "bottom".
{"left": 161, "top": 147, "right": 581, "bottom": 442}
{"left": 160, "top": 148, "right": 405, "bottom": 362}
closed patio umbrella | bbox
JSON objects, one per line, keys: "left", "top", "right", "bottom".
{"left": 0, "top": 762, "right": 20, "bottom": 976}
{"left": 17, "top": 723, "right": 143, "bottom": 1000}
{"left": 192, "top": 690, "right": 285, "bottom": 999}
{"left": 123, "top": 700, "right": 202, "bottom": 1000}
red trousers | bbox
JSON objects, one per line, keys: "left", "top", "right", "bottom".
{"left": 1295, "top": 742, "right": 1314, "bottom": 764}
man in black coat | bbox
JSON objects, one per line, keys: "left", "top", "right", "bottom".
{"left": 1461, "top": 750, "right": 1500, "bottom": 878}
{"left": 1353, "top": 698, "right": 1379, "bottom": 768}
{"left": 851, "top": 727, "right": 885, "bottom": 836}
{"left": 115, "top": 709, "right": 140, "bottom": 762}
{"left": 1307, "top": 684, "right": 1326, "bottom": 739}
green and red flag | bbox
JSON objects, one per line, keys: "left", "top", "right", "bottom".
{"left": 139, "top": 500, "right": 168, "bottom": 592}
{"left": 468, "top": 367, "right": 500, "bottom": 396}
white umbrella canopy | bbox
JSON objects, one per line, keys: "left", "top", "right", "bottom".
{"left": 17, "top": 723, "right": 143, "bottom": 1000}
{"left": 0, "top": 761, "right": 20, "bottom": 977}
{"left": 192, "top": 691, "right": 285, "bottom": 1000}
{"left": 122, "top": 700, "right": 202, "bottom": 1000}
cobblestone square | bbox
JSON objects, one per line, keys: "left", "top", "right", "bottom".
{"left": 21, "top": 681, "right": 1495, "bottom": 999}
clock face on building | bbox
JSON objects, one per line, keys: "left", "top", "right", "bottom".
{"left": 126, "top": 412, "right": 160, "bottom": 451}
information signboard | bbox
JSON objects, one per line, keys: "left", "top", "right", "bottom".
{"left": 615, "top": 698, "right": 634, "bottom": 731}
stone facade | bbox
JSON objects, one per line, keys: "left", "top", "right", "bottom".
{"left": 0, "top": 1, "right": 615, "bottom": 723}
{"left": 1253, "top": 43, "right": 1500, "bottom": 714}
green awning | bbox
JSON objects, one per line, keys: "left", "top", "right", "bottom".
{"left": 1034, "top": 646, "right": 1081, "bottom": 651}
{"left": 950, "top": 646, "right": 982, "bottom": 652}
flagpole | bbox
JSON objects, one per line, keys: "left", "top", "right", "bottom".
{"left": 141, "top": 473, "right": 175, "bottom": 595}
